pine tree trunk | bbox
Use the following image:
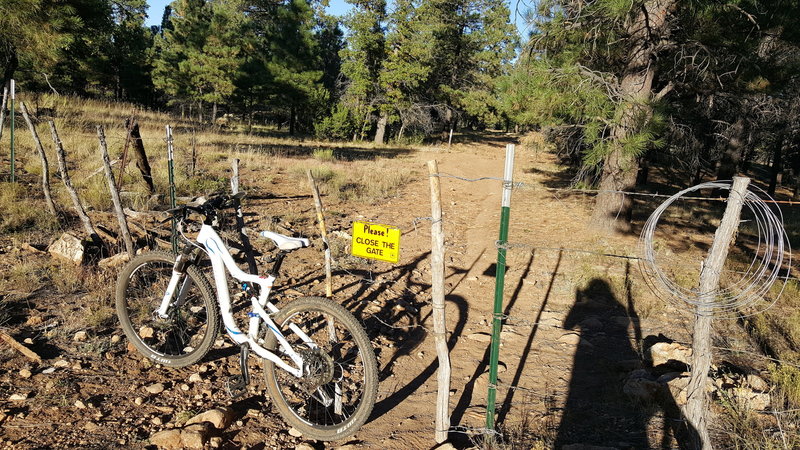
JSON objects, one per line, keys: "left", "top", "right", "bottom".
{"left": 289, "top": 106, "right": 296, "bottom": 135}
{"left": 715, "top": 118, "right": 746, "bottom": 181}
{"left": 212, "top": 102, "right": 218, "bottom": 124}
{"left": 374, "top": 112, "right": 388, "bottom": 144}
{"left": 768, "top": 135, "right": 784, "bottom": 195}
{"left": 590, "top": 0, "right": 676, "bottom": 233}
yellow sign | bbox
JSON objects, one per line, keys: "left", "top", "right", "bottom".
{"left": 351, "top": 221, "right": 400, "bottom": 263}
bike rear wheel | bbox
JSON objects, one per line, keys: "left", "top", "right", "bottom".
{"left": 264, "top": 297, "right": 378, "bottom": 441}
{"left": 115, "top": 251, "right": 219, "bottom": 367}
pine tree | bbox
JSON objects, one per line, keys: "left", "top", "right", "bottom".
{"left": 151, "top": 0, "right": 212, "bottom": 115}
{"left": 339, "top": 0, "right": 387, "bottom": 141}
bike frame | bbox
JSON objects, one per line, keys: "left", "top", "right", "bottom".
{"left": 155, "top": 223, "right": 313, "bottom": 378}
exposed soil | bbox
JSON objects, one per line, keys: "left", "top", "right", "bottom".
{"left": 0, "top": 132, "right": 787, "bottom": 449}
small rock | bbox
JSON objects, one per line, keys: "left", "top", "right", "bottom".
{"left": 180, "top": 384, "right": 190, "bottom": 391}
{"left": 288, "top": 427, "right": 303, "bottom": 437}
{"left": 466, "top": 332, "right": 492, "bottom": 343}
{"left": 151, "top": 417, "right": 163, "bottom": 426}
{"left": 73, "top": 331, "right": 88, "bottom": 342}
{"left": 731, "top": 387, "right": 770, "bottom": 411}
{"left": 139, "top": 327, "right": 155, "bottom": 339}
{"left": 488, "top": 361, "right": 507, "bottom": 374}
{"left": 23, "top": 338, "right": 34, "bottom": 345}
{"left": 75, "top": 400, "right": 87, "bottom": 409}
{"left": 25, "top": 315, "right": 44, "bottom": 326}
{"left": 42, "top": 367, "right": 56, "bottom": 374}
{"left": 19, "top": 368, "right": 32, "bottom": 379}
{"left": 181, "top": 423, "right": 211, "bottom": 449}
{"left": 185, "top": 407, "right": 237, "bottom": 430}
{"left": 648, "top": 342, "right": 691, "bottom": 368}
{"left": 9, "top": 393, "right": 28, "bottom": 401}
{"left": 84, "top": 421, "right": 99, "bottom": 432}
{"left": 149, "top": 429, "right": 183, "bottom": 449}
{"left": 435, "top": 443, "right": 457, "bottom": 450}
{"left": 110, "top": 335, "right": 121, "bottom": 344}
{"left": 295, "top": 444, "right": 315, "bottom": 450}
{"left": 209, "top": 437, "right": 222, "bottom": 448}
{"left": 48, "top": 233, "right": 86, "bottom": 264}
{"left": 145, "top": 383, "right": 165, "bottom": 394}
{"left": 746, "top": 374, "right": 769, "bottom": 392}
{"left": 558, "top": 332, "right": 581, "bottom": 345}
{"left": 189, "top": 373, "right": 203, "bottom": 383}
{"left": 54, "top": 360, "right": 70, "bottom": 368}
{"left": 134, "top": 397, "right": 144, "bottom": 406}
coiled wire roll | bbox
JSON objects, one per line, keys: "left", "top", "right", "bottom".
{"left": 638, "top": 181, "right": 791, "bottom": 318}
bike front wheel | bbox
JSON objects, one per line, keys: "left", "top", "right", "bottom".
{"left": 115, "top": 251, "right": 219, "bottom": 367}
{"left": 263, "top": 297, "right": 378, "bottom": 441}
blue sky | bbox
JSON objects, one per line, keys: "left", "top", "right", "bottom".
{"left": 144, "top": 0, "right": 533, "bottom": 38}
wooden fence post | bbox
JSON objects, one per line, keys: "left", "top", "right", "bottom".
{"left": 19, "top": 102, "right": 58, "bottom": 217}
{"left": 128, "top": 118, "right": 155, "bottom": 195}
{"left": 98, "top": 125, "right": 135, "bottom": 256}
{"left": 685, "top": 176, "right": 750, "bottom": 450}
{"left": 49, "top": 120, "right": 102, "bottom": 248}
{"left": 428, "top": 160, "right": 451, "bottom": 443}
{"left": 306, "top": 169, "right": 333, "bottom": 298}
{"left": 116, "top": 114, "right": 136, "bottom": 191}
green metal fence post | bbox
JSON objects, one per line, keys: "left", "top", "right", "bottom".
{"left": 166, "top": 125, "right": 177, "bottom": 254}
{"left": 486, "top": 143, "right": 515, "bottom": 433}
{"left": 9, "top": 79, "right": 15, "bottom": 182}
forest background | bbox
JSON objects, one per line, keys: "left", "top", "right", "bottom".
{"left": 2, "top": 0, "right": 800, "bottom": 229}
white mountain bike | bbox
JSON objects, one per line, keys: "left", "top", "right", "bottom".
{"left": 115, "top": 193, "right": 378, "bottom": 441}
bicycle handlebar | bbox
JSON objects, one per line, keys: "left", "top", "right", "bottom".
{"left": 164, "top": 192, "right": 246, "bottom": 225}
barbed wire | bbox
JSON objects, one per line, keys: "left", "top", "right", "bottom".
{"left": 430, "top": 170, "right": 800, "bottom": 205}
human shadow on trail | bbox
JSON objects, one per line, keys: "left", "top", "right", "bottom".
{"left": 556, "top": 269, "right": 700, "bottom": 449}
{"left": 555, "top": 277, "right": 649, "bottom": 447}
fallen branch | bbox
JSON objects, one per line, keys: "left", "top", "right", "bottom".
{"left": 0, "top": 331, "right": 42, "bottom": 363}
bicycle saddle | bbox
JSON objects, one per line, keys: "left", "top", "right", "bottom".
{"left": 259, "top": 231, "right": 310, "bottom": 251}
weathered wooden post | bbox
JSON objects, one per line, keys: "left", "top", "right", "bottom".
{"left": 128, "top": 118, "right": 155, "bottom": 195}
{"left": 98, "top": 125, "right": 135, "bottom": 256}
{"left": 685, "top": 176, "right": 750, "bottom": 450}
{"left": 306, "top": 169, "right": 333, "bottom": 298}
{"left": 428, "top": 159, "right": 450, "bottom": 443}
{"left": 19, "top": 102, "right": 57, "bottom": 217}
{"left": 49, "top": 120, "right": 102, "bottom": 248}
{"left": 116, "top": 114, "right": 137, "bottom": 191}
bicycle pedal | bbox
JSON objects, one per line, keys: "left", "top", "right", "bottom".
{"left": 226, "top": 375, "right": 247, "bottom": 399}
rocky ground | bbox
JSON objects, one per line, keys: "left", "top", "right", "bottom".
{"left": 0, "top": 132, "right": 794, "bottom": 449}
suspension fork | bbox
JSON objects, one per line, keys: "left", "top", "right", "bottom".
{"left": 156, "top": 245, "right": 198, "bottom": 318}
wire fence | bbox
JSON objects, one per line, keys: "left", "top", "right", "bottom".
{"left": 5, "top": 121, "right": 800, "bottom": 446}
